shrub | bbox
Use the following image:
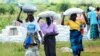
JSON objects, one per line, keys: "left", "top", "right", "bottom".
{"left": 0, "top": 4, "right": 16, "bottom": 15}
{"left": 57, "top": 3, "right": 69, "bottom": 12}
{"left": 8, "top": 5, "right": 15, "bottom": 15}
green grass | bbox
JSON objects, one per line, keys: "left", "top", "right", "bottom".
{"left": 0, "top": 39, "right": 100, "bottom": 56}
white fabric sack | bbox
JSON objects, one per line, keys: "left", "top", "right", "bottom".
{"left": 22, "top": 4, "right": 37, "bottom": 13}
{"left": 89, "top": 6, "right": 95, "bottom": 11}
{"left": 25, "top": 47, "right": 39, "bottom": 56}
{"left": 63, "top": 8, "right": 84, "bottom": 16}
{"left": 38, "top": 11, "right": 61, "bottom": 20}
{"left": 25, "top": 48, "right": 34, "bottom": 56}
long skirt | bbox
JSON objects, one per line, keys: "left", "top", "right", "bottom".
{"left": 44, "top": 35, "right": 56, "bottom": 56}
{"left": 70, "top": 30, "right": 83, "bottom": 55}
{"left": 90, "top": 24, "right": 99, "bottom": 39}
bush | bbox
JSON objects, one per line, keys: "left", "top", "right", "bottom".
{"left": 0, "top": 4, "right": 8, "bottom": 14}
{"left": 0, "top": 4, "right": 16, "bottom": 15}
{"left": 57, "top": 3, "right": 69, "bottom": 12}
{"left": 8, "top": 5, "right": 15, "bottom": 15}
{"left": 0, "top": 8, "right": 6, "bottom": 14}
{"left": 0, "top": 18, "right": 9, "bottom": 32}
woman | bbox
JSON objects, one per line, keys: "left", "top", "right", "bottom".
{"left": 88, "top": 6, "right": 99, "bottom": 39}
{"left": 61, "top": 12, "right": 88, "bottom": 56}
{"left": 17, "top": 12, "right": 43, "bottom": 56}
{"left": 38, "top": 17, "right": 58, "bottom": 56}
{"left": 25, "top": 13, "right": 40, "bottom": 56}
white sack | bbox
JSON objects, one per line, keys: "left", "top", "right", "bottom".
{"left": 63, "top": 8, "right": 84, "bottom": 16}
{"left": 38, "top": 11, "right": 61, "bottom": 20}
{"left": 22, "top": 4, "right": 37, "bottom": 13}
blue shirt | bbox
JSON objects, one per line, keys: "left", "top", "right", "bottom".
{"left": 88, "top": 11, "right": 98, "bottom": 25}
{"left": 23, "top": 21, "right": 40, "bottom": 33}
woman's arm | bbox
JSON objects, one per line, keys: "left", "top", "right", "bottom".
{"left": 36, "top": 20, "right": 44, "bottom": 44}
{"left": 37, "top": 17, "right": 42, "bottom": 23}
{"left": 37, "top": 17, "right": 43, "bottom": 38}
{"left": 82, "top": 12, "right": 89, "bottom": 25}
{"left": 16, "top": 7, "right": 23, "bottom": 23}
{"left": 38, "top": 31, "right": 43, "bottom": 38}
{"left": 61, "top": 15, "right": 65, "bottom": 25}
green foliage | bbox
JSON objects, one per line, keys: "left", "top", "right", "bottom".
{"left": 37, "top": 3, "right": 70, "bottom": 12}
{"left": 8, "top": 5, "right": 15, "bottom": 15}
{"left": 57, "top": 3, "right": 70, "bottom": 12}
{"left": 0, "top": 18, "right": 9, "bottom": 32}
{"left": 0, "top": 4, "right": 16, "bottom": 15}
{"left": 0, "top": 4, "right": 8, "bottom": 14}
{"left": 0, "top": 8, "right": 6, "bottom": 14}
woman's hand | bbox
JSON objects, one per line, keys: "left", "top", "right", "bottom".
{"left": 41, "top": 37, "right": 44, "bottom": 44}
{"left": 50, "top": 32, "right": 58, "bottom": 36}
{"left": 82, "top": 12, "right": 89, "bottom": 25}
{"left": 37, "top": 17, "right": 42, "bottom": 23}
{"left": 45, "top": 33, "right": 51, "bottom": 36}
{"left": 45, "top": 32, "right": 58, "bottom": 36}
{"left": 16, "top": 7, "right": 23, "bottom": 23}
{"left": 61, "top": 15, "right": 65, "bottom": 25}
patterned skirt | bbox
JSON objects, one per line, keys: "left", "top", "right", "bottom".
{"left": 70, "top": 30, "right": 83, "bottom": 55}
{"left": 90, "top": 24, "right": 99, "bottom": 39}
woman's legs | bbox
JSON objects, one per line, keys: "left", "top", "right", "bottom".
{"left": 70, "top": 30, "right": 83, "bottom": 56}
{"left": 77, "top": 52, "right": 81, "bottom": 56}
{"left": 44, "top": 36, "right": 56, "bottom": 56}
{"left": 72, "top": 52, "right": 81, "bottom": 56}
{"left": 44, "top": 37, "right": 50, "bottom": 56}
{"left": 72, "top": 52, "right": 77, "bottom": 56}
{"left": 78, "top": 53, "right": 80, "bottom": 56}
{"left": 49, "top": 36, "right": 56, "bottom": 56}
{"left": 90, "top": 24, "right": 99, "bottom": 39}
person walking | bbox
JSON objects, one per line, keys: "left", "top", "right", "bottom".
{"left": 61, "top": 12, "right": 88, "bottom": 56}
{"left": 87, "top": 6, "right": 99, "bottom": 39}
{"left": 38, "top": 17, "right": 58, "bottom": 56}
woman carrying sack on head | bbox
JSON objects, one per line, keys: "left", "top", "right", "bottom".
{"left": 61, "top": 12, "right": 88, "bottom": 56}
{"left": 24, "top": 13, "right": 41, "bottom": 56}
{"left": 17, "top": 4, "right": 43, "bottom": 56}
{"left": 38, "top": 17, "right": 58, "bottom": 56}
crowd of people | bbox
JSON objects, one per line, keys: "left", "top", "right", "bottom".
{"left": 15, "top": 5, "right": 100, "bottom": 56}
